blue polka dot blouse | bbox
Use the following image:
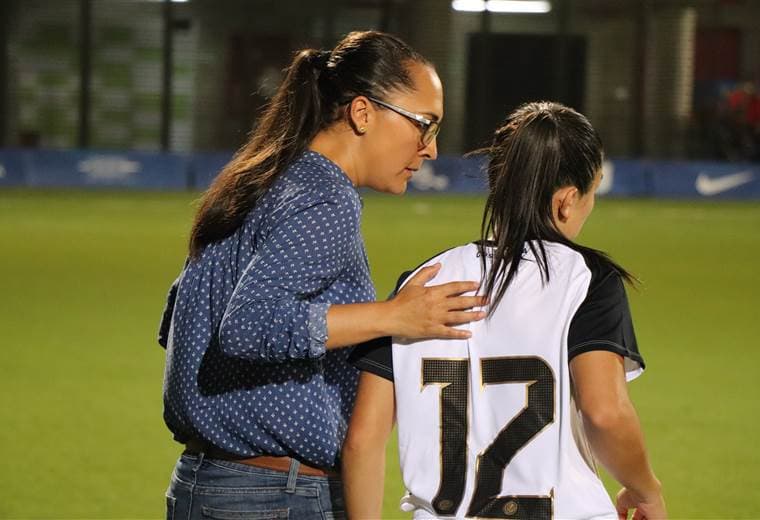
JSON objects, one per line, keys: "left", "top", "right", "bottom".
{"left": 158, "top": 150, "right": 376, "bottom": 468}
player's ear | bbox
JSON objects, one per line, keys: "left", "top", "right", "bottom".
{"left": 553, "top": 186, "right": 578, "bottom": 223}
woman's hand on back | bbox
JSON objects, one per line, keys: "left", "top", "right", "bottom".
{"left": 385, "top": 263, "right": 487, "bottom": 340}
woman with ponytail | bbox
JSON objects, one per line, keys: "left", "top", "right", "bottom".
{"left": 159, "top": 31, "right": 486, "bottom": 518}
{"left": 346, "top": 102, "right": 666, "bottom": 519}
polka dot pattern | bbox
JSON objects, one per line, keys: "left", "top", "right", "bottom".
{"left": 160, "top": 151, "right": 376, "bottom": 467}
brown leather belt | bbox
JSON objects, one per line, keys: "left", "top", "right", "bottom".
{"left": 184, "top": 439, "right": 339, "bottom": 478}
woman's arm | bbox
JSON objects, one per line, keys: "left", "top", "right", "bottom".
{"left": 570, "top": 351, "right": 666, "bottom": 519}
{"left": 342, "top": 371, "right": 396, "bottom": 519}
{"left": 218, "top": 192, "right": 485, "bottom": 362}
{"left": 326, "top": 262, "right": 485, "bottom": 349}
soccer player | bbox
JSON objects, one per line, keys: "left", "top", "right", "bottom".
{"left": 343, "top": 102, "right": 666, "bottom": 519}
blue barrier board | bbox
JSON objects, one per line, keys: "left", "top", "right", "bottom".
{"left": 0, "top": 150, "right": 30, "bottom": 187}
{"left": 1, "top": 149, "right": 187, "bottom": 189}
{"left": 650, "top": 161, "right": 760, "bottom": 199}
{"left": 1, "top": 148, "right": 758, "bottom": 199}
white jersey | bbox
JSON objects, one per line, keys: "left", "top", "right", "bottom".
{"left": 353, "top": 241, "right": 644, "bottom": 519}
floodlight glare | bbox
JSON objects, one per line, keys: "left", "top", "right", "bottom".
{"left": 452, "top": 0, "right": 552, "bottom": 13}
{"left": 451, "top": 0, "right": 486, "bottom": 11}
{"left": 487, "top": 1, "right": 551, "bottom": 13}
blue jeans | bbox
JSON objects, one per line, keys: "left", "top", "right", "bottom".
{"left": 166, "top": 453, "right": 346, "bottom": 520}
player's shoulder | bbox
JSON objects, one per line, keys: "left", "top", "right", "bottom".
{"left": 575, "top": 247, "right": 624, "bottom": 290}
{"left": 427, "top": 242, "right": 481, "bottom": 269}
{"left": 540, "top": 241, "right": 617, "bottom": 279}
{"left": 552, "top": 243, "right": 629, "bottom": 303}
{"left": 393, "top": 242, "right": 480, "bottom": 294}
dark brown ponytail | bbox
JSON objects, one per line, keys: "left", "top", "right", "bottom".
{"left": 478, "top": 102, "right": 635, "bottom": 312}
{"left": 189, "top": 31, "right": 430, "bottom": 258}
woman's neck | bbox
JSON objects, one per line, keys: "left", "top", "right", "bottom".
{"left": 308, "top": 128, "right": 362, "bottom": 187}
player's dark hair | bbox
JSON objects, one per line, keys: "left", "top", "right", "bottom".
{"left": 189, "top": 31, "right": 430, "bottom": 258}
{"left": 478, "top": 101, "right": 635, "bottom": 311}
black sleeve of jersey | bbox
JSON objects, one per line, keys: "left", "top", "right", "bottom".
{"left": 568, "top": 261, "right": 645, "bottom": 369}
{"left": 348, "top": 270, "right": 415, "bottom": 382}
{"left": 349, "top": 336, "right": 394, "bottom": 381}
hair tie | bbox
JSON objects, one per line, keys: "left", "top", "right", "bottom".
{"left": 312, "top": 50, "right": 332, "bottom": 72}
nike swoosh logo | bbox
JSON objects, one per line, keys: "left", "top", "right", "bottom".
{"left": 695, "top": 171, "right": 754, "bottom": 196}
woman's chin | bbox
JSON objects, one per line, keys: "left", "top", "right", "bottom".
{"left": 370, "top": 179, "right": 409, "bottom": 195}
{"left": 392, "top": 182, "right": 409, "bottom": 195}
{"left": 378, "top": 183, "right": 408, "bottom": 195}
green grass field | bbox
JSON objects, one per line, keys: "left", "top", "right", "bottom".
{"left": 1, "top": 190, "right": 759, "bottom": 518}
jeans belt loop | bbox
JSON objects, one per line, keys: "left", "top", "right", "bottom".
{"left": 285, "top": 458, "right": 300, "bottom": 493}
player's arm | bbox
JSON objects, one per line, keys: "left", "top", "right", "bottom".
{"left": 570, "top": 351, "right": 666, "bottom": 519}
{"left": 342, "top": 371, "right": 395, "bottom": 519}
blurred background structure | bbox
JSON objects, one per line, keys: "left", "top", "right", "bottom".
{"left": 2, "top": 0, "right": 760, "bottom": 160}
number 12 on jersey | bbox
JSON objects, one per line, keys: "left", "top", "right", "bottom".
{"left": 422, "top": 357, "right": 555, "bottom": 519}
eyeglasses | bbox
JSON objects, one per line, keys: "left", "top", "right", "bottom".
{"left": 367, "top": 96, "right": 441, "bottom": 147}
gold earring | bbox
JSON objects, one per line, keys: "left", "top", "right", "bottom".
{"left": 358, "top": 127, "right": 366, "bottom": 134}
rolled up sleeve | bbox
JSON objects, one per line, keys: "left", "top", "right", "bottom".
{"left": 218, "top": 189, "right": 358, "bottom": 362}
